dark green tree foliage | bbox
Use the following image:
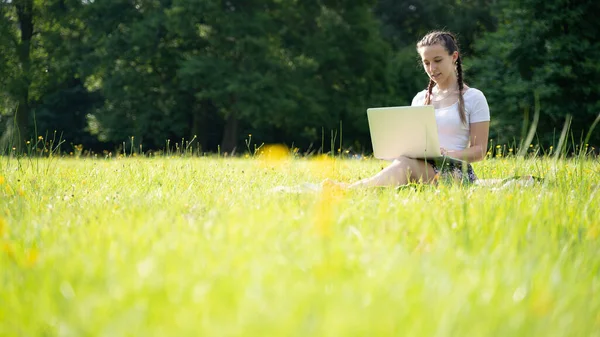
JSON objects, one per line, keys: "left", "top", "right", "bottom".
{"left": 3, "top": 0, "right": 598, "bottom": 153}
{"left": 375, "top": 0, "right": 496, "bottom": 54}
{"left": 81, "top": 0, "right": 392, "bottom": 152}
{"left": 0, "top": 0, "right": 101, "bottom": 151}
{"left": 272, "top": 0, "right": 394, "bottom": 151}
{"left": 34, "top": 0, "right": 103, "bottom": 149}
{"left": 80, "top": 0, "right": 188, "bottom": 149}
{"left": 0, "top": 0, "right": 34, "bottom": 151}
{"left": 471, "top": 0, "right": 600, "bottom": 146}
{"left": 174, "top": 0, "right": 303, "bottom": 152}
{"left": 0, "top": 2, "right": 17, "bottom": 120}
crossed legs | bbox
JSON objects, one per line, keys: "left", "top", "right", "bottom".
{"left": 346, "top": 156, "right": 436, "bottom": 189}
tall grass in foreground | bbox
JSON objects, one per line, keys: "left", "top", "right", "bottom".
{"left": 0, "top": 155, "right": 599, "bottom": 336}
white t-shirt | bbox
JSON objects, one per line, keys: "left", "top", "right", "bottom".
{"left": 411, "top": 88, "right": 490, "bottom": 151}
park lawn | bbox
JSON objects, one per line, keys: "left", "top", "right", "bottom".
{"left": 0, "top": 155, "right": 599, "bottom": 337}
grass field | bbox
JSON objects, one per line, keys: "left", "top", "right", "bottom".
{"left": 1, "top": 153, "right": 599, "bottom": 336}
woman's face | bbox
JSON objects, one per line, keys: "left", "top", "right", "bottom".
{"left": 418, "top": 43, "right": 458, "bottom": 87}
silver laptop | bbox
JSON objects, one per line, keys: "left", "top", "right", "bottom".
{"left": 366, "top": 105, "right": 465, "bottom": 164}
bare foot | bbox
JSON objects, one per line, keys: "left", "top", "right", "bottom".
{"left": 321, "top": 178, "right": 350, "bottom": 190}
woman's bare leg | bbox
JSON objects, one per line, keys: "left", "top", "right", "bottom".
{"left": 348, "top": 156, "right": 436, "bottom": 188}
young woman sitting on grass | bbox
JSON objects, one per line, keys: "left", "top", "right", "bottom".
{"left": 327, "top": 30, "right": 491, "bottom": 189}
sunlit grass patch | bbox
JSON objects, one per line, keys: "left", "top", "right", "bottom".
{"left": 0, "top": 155, "right": 598, "bottom": 336}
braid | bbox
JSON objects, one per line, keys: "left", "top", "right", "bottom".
{"left": 424, "top": 79, "right": 436, "bottom": 105}
{"left": 456, "top": 56, "right": 467, "bottom": 125}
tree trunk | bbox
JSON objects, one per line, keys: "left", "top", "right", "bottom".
{"left": 13, "top": 0, "right": 34, "bottom": 151}
{"left": 220, "top": 112, "right": 239, "bottom": 155}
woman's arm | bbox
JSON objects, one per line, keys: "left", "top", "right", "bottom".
{"left": 443, "top": 121, "right": 489, "bottom": 163}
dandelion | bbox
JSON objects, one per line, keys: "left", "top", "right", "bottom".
{"left": 0, "top": 176, "right": 4, "bottom": 185}
{"left": 2, "top": 242, "right": 15, "bottom": 259}
{"left": 312, "top": 187, "right": 344, "bottom": 238}
{"left": 24, "top": 248, "right": 39, "bottom": 267}
{"left": 257, "top": 144, "right": 290, "bottom": 170}
{"left": 258, "top": 144, "right": 289, "bottom": 161}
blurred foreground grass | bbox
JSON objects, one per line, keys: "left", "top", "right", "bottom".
{"left": 1, "top": 155, "right": 599, "bottom": 336}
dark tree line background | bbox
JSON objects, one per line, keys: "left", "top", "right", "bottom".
{"left": 1, "top": 0, "right": 599, "bottom": 155}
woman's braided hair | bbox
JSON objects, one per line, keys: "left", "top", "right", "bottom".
{"left": 417, "top": 31, "right": 466, "bottom": 125}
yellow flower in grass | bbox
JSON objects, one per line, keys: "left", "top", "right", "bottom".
{"left": 312, "top": 185, "right": 345, "bottom": 238}
{"left": 0, "top": 176, "right": 4, "bottom": 185}
{"left": 0, "top": 217, "right": 5, "bottom": 236}
{"left": 309, "top": 155, "right": 337, "bottom": 181}
{"left": 2, "top": 242, "right": 16, "bottom": 260}
{"left": 313, "top": 198, "right": 334, "bottom": 238}
{"left": 259, "top": 144, "right": 289, "bottom": 159}
{"left": 257, "top": 144, "right": 290, "bottom": 168}
{"left": 24, "top": 248, "right": 39, "bottom": 267}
